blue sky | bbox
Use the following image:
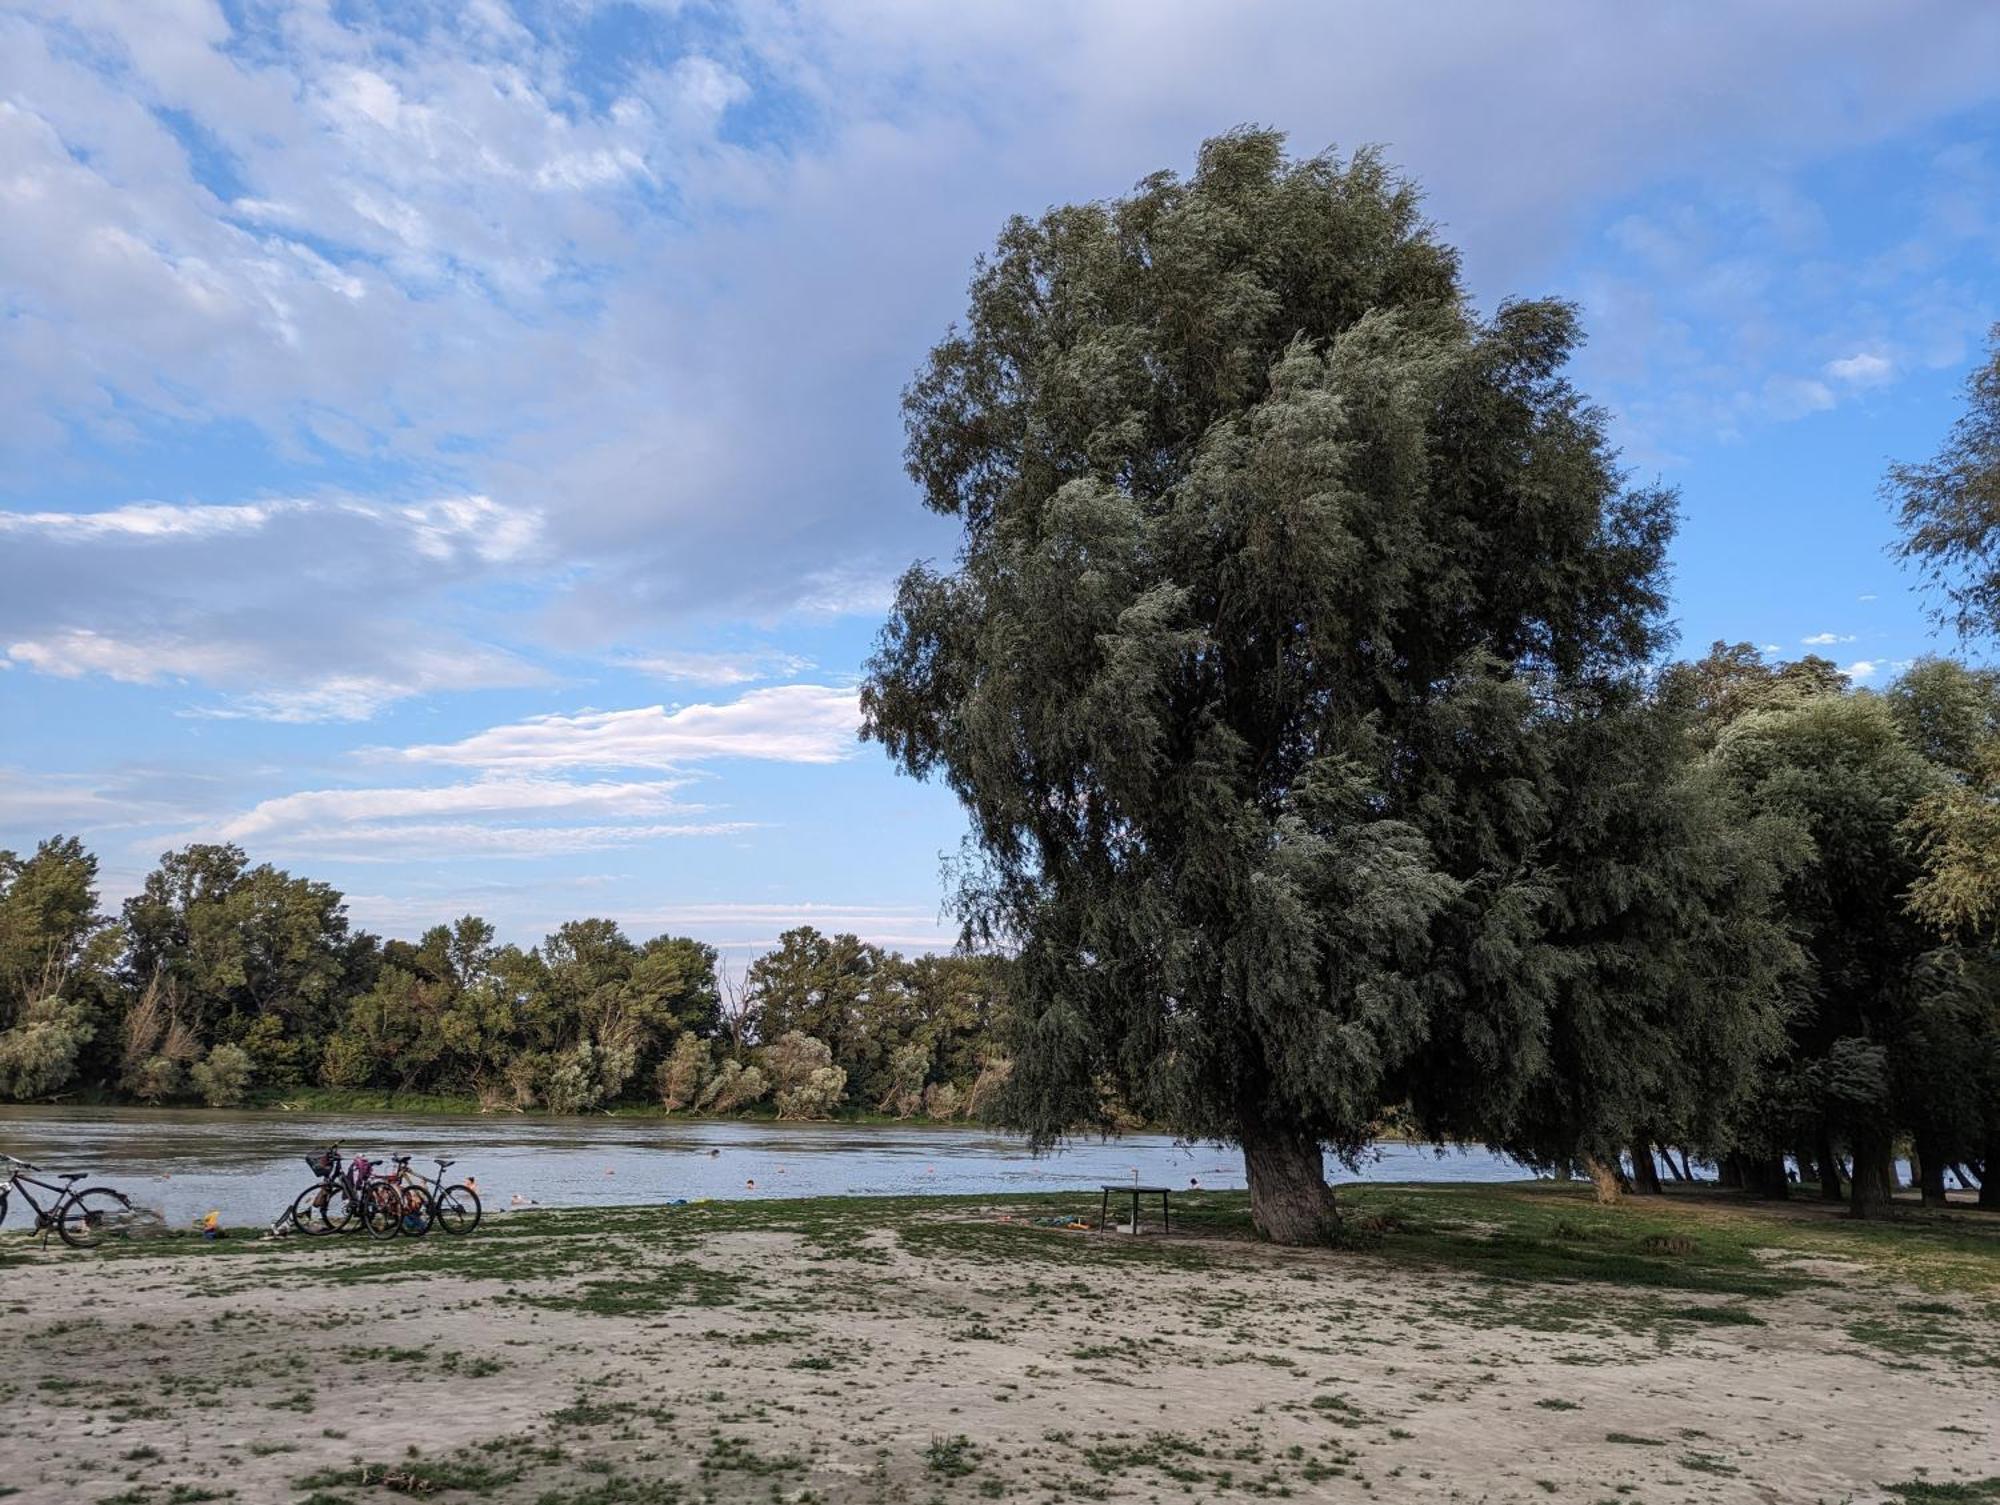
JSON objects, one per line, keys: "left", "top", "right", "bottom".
{"left": 2, "top": 1, "right": 1997, "bottom": 956}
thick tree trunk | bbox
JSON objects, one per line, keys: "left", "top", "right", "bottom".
{"left": 1980, "top": 1133, "right": 2000, "bottom": 1210}
{"left": 1920, "top": 1157, "right": 1948, "bottom": 1207}
{"left": 1912, "top": 1130, "right": 1949, "bottom": 1207}
{"left": 1629, "top": 1140, "right": 1663, "bottom": 1195}
{"left": 1717, "top": 1155, "right": 1744, "bottom": 1190}
{"left": 1582, "top": 1155, "right": 1626, "bottom": 1204}
{"left": 1815, "top": 1125, "right": 1844, "bottom": 1202}
{"left": 1849, "top": 1127, "right": 1895, "bottom": 1219}
{"left": 1241, "top": 1125, "right": 1338, "bottom": 1245}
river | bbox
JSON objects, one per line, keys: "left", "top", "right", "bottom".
{"left": 0, "top": 1105, "right": 1536, "bottom": 1231}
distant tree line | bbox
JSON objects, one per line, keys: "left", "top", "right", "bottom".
{"left": 0, "top": 843, "right": 1013, "bottom": 1123}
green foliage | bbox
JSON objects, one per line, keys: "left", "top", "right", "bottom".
{"left": 765, "top": 1031, "right": 847, "bottom": 1119}
{"left": 696, "top": 1058, "right": 769, "bottom": 1114}
{"left": 0, "top": 992, "right": 96, "bottom": 1099}
{"left": 655, "top": 1030, "right": 712, "bottom": 1111}
{"left": 863, "top": 128, "right": 1690, "bottom": 1236}
{"left": 190, "top": 1041, "right": 254, "bottom": 1108}
{"left": 1888, "top": 323, "right": 2000, "bottom": 641}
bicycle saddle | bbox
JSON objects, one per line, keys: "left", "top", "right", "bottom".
{"left": 58, "top": 1172, "right": 85, "bottom": 1181}
{"left": 435, "top": 1159, "right": 455, "bottom": 1169}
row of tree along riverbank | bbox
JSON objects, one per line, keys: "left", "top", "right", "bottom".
{"left": 0, "top": 851, "right": 1015, "bottom": 1126}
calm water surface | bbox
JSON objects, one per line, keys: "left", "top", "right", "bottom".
{"left": 0, "top": 1106, "right": 1534, "bottom": 1229}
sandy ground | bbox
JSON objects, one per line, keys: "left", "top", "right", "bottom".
{"left": 0, "top": 1191, "right": 1994, "bottom": 1505}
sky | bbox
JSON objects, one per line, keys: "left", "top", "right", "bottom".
{"left": 2, "top": 1, "right": 1998, "bottom": 957}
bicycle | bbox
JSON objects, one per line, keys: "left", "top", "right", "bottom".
{"left": 289, "top": 1145, "right": 363, "bottom": 1237}
{"left": 379, "top": 1155, "right": 433, "bottom": 1237}
{"left": 354, "top": 1153, "right": 413, "bottom": 1240}
{"left": 396, "top": 1156, "right": 482, "bottom": 1237}
{"left": 0, "top": 1154, "right": 135, "bottom": 1249}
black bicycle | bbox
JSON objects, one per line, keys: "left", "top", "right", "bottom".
{"left": 289, "top": 1144, "right": 362, "bottom": 1237}
{"left": 0, "top": 1154, "right": 134, "bottom": 1249}
{"left": 394, "top": 1155, "right": 482, "bottom": 1237}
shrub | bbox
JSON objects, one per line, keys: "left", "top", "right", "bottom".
{"left": 699, "top": 1059, "right": 769, "bottom": 1113}
{"left": 766, "top": 1032, "right": 847, "bottom": 1119}
{"left": 877, "top": 1041, "right": 930, "bottom": 1118}
{"left": 190, "top": 1042, "right": 254, "bottom": 1108}
{"left": 657, "top": 1032, "right": 712, "bottom": 1112}
{"left": 922, "top": 1080, "right": 964, "bottom": 1120}
{"left": 0, "top": 995, "right": 95, "bottom": 1100}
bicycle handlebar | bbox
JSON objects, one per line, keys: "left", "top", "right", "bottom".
{"left": 1, "top": 1153, "right": 38, "bottom": 1171}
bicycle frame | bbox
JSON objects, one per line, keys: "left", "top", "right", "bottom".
{"left": 1, "top": 1159, "right": 96, "bottom": 1245}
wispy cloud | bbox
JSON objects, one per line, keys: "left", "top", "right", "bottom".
{"left": 217, "top": 777, "right": 700, "bottom": 840}
{"left": 1801, "top": 631, "right": 1857, "bottom": 646}
{"left": 394, "top": 685, "right": 862, "bottom": 770}
{"left": 623, "top": 649, "right": 815, "bottom": 687}
{"left": 1825, "top": 351, "right": 1894, "bottom": 385}
{"left": 0, "top": 501, "right": 302, "bottom": 541}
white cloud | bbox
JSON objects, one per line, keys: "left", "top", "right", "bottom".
{"left": 7, "top": 629, "right": 255, "bottom": 683}
{"left": 1, "top": 496, "right": 549, "bottom": 714}
{"left": 193, "top": 773, "right": 748, "bottom": 866}
{"left": 0, "top": 501, "right": 298, "bottom": 541}
{"left": 581, "top": 901, "right": 955, "bottom": 952}
{"left": 395, "top": 685, "right": 862, "bottom": 770}
{"left": 1825, "top": 351, "right": 1894, "bottom": 385}
{"left": 248, "top": 820, "right": 751, "bottom": 862}
{"left": 1801, "top": 631, "right": 1856, "bottom": 645}
{"left": 1842, "top": 659, "right": 1881, "bottom": 681}
{"left": 217, "top": 776, "right": 699, "bottom": 840}
{"left": 381, "top": 495, "right": 543, "bottom": 566}
{"left": 1858, "top": 592, "right": 1879, "bottom": 602}
{"left": 7, "top": 630, "right": 543, "bottom": 720}
{"left": 623, "top": 649, "right": 815, "bottom": 686}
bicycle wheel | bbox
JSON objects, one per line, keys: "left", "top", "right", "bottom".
{"left": 433, "top": 1184, "right": 481, "bottom": 1236}
{"left": 57, "top": 1187, "right": 133, "bottom": 1249}
{"left": 397, "top": 1184, "right": 433, "bottom": 1238}
{"left": 291, "top": 1183, "right": 355, "bottom": 1236}
{"left": 361, "top": 1182, "right": 403, "bottom": 1239}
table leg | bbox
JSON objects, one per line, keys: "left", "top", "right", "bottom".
{"left": 1100, "top": 1187, "right": 1109, "bottom": 1233}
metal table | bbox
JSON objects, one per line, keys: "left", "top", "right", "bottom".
{"left": 1099, "top": 1183, "right": 1172, "bottom": 1235}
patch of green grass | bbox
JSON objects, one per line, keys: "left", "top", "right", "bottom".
{"left": 1664, "top": 1305, "right": 1766, "bottom": 1326}
{"left": 1604, "top": 1433, "right": 1663, "bottom": 1447}
{"left": 925, "top": 1434, "right": 979, "bottom": 1478}
{"left": 295, "top": 1456, "right": 524, "bottom": 1495}
{"left": 1679, "top": 1452, "right": 1740, "bottom": 1476}
{"left": 1882, "top": 1480, "right": 2000, "bottom": 1503}
{"left": 698, "top": 1436, "right": 802, "bottom": 1477}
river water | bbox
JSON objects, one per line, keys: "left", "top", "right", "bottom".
{"left": 0, "top": 1106, "right": 1534, "bottom": 1231}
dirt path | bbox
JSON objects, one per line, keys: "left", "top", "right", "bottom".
{"left": 0, "top": 1190, "right": 1994, "bottom": 1503}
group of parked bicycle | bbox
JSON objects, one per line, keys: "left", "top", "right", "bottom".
{"left": 0, "top": 1142, "right": 483, "bottom": 1248}
{"left": 290, "top": 1145, "right": 482, "bottom": 1238}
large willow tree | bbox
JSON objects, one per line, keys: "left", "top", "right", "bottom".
{"left": 861, "top": 131, "right": 1677, "bottom": 1242}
